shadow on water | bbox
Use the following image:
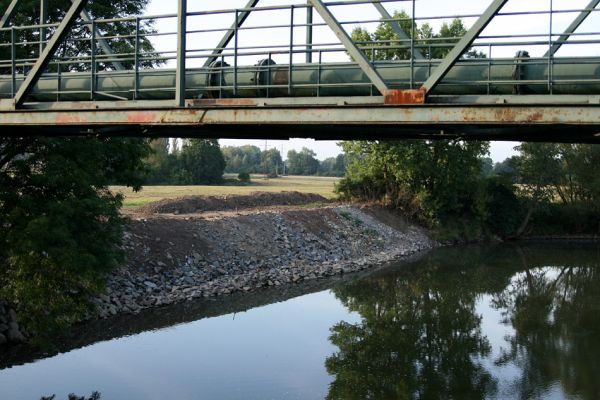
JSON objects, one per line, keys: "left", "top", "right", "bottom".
{"left": 0, "top": 252, "right": 426, "bottom": 369}
{"left": 325, "top": 243, "right": 600, "bottom": 400}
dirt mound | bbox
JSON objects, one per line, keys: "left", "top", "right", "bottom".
{"left": 138, "top": 191, "right": 329, "bottom": 214}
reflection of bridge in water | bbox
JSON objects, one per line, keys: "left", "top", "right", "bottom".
{"left": 0, "top": 0, "right": 599, "bottom": 142}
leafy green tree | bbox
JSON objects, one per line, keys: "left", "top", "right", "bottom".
{"left": 512, "top": 143, "right": 600, "bottom": 235}
{"left": 318, "top": 154, "right": 346, "bottom": 177}
{"left": 337, "top": 140, "right": 489, "bottom": 225}
{"left": 0, "top": 0, "right": 154, "bottom": 340}
{"left": 352, "top": 13, "right": 484, "bottom": 61}
{"left": 0, "top": 137, "right": 149, "bottom": 339}
{"left": 0, "top": 0, "right": 157, "bottom": 73}
{"left": 178, "top": 139, "right": 225, "bottom": 184}
{"left": 287, "top": 147, "right": 320, "bottom": 176}
{"left": 222, "top": 145, "right": 262, "bottom": 174}
{"left": 343, "top": 14, "right": 491, "bottom": 234}
{"left": 261, "top": 148, "right": 283, "bottom": 176}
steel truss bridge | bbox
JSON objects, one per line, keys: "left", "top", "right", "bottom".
{"left": 0, "top": 0, "right": 599, "bottom": 142}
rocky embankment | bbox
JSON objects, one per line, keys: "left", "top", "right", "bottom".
{"left": 92, "top": 193, "right": 435, "bottom": 319}
{"left": 0, "top": 301, "right": 26, "bottom": 345}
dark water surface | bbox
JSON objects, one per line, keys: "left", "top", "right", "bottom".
{"left": 1, "top": 243, "right": 599, "bottom": 399}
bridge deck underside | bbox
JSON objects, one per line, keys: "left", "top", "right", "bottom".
{"left": 1, "top": 97, "right": 598, "bottom": 142}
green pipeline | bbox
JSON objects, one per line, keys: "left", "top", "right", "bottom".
{"left": 0, "top": 57, "right": 598, "bottom": 101}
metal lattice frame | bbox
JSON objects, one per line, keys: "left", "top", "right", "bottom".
{"left": 0, "top": 0, "right": 598, "bottom": 141}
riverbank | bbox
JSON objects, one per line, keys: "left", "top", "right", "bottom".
{"left": 92, "top": 192, "right": 435, "bottom": 319}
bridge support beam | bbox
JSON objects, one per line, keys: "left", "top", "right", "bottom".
{"left": 421, "top": 0, "right": 508, "bottom": 94}
{"left": 545, "top": 0, "right": 600, "bottom": 57}
{"left": 0, "top": 0, "right": 21, "bottom": 29}
{"left": 13, "top": 0, "right": 89, "bottom": 108}
{"left": 308, "top": 0, "right": 389, "bottom": 96}
{"left": 80, "top": 8, "right": 125, "bottom": 71}
{"left": 176, "top": 0, "right": 187, "bottom": 107}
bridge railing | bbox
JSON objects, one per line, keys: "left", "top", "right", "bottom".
{"left": 0, "top": 0, "right": 599, "bottom": 108}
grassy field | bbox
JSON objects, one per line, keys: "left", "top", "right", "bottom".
{"left": 111, "top": 175, "right": 340, "bottom": 209}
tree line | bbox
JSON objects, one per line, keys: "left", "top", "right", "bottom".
{"left": 146, "top": 142, "right": 347, "bottom": 184}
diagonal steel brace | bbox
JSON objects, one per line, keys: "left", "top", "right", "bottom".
{"left": 203, "top": 0, "right": 260, "bottom": 67}
{"left": 14, "top": 0, "right": 89, "bottom": 108}
{"left": 544, "top": 0, "right": 600, "bottom": 58}
{"left": 421, "top": 0, "right": 508, "bottom": 94}
{"left": 308, "top": 0, "right": 389, "bottom": 95}
{"left": 0, "top": 0, "right": 22, "bottom": 29}
{"left": 79, "top": 8, "right": 124, "bottom": 71}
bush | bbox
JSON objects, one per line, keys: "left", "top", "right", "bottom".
{"left": 238, "top": 172, "right": 251, "bottom": 183}
{"left": 0, "top": 137, "right": 149, "bottom": 341}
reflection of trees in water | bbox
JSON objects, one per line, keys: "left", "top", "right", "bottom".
{"left": 492, "top": 248, "right": 600, "bottom": 400}
{"left": 326, "top": 245, "right": 600, "bottom": 400}
{"left": 326, "top": 248, "right": 498, "bottom": 399}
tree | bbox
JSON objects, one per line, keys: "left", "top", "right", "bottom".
{"left": 0, "top": 0, "right": 157, "bottom": 73}
{"left": 178, "top": 139, "right": 225, "bottom": 184}
{"left": 0, "top": 137, "right": 150, "bottom": 339}
{"left": 287, "top": 147, "right": 320, "bottom": 176}
{"left": 341, "top": 15, "right": 491, "bottom": 233}
{"left": 512, "top": 143, "right": 600, "bottom": 235}
{"left": 0, "top": 0, "right": 154, "bottom": 340}
{"left": 261, "top": 148, "right": 283, "bottom": 176}
{"left": 319, "top": 154, "right": 346, "bottom": 177}
{"left": 222, "top": 145, "right": 262, "bottom": 174}
{"left": 337, "top": 140, "right": 489, "bottom": 225}
{"left": 352, "top": 13, "right": 485, "bottom": 62}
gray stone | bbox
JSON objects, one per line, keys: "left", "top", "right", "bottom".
{"left": 8, "top": 308, "right": 17, "bottom": 322}
{"left": 0, "top": 333, "right": 6, "bottom": 345}
{"left": 144, "top": 281, "right": 157, "bottom": 289}
{"left": 6, "top": 328, "right": 26, "bottom": 343}
{"left": 0, "top": 323, "right": 8, "bottom": 333}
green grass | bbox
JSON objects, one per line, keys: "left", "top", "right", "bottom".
{"left": 111, "top": 175, "right": 340, "bottom": 209}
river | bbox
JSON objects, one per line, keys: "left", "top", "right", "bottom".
{"left": 1, "top": 243, "right": 599, "bottom": 399}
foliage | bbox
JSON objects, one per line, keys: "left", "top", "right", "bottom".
{"left": 222, "top": 145, "right": 263, "bottom": 174}
{"left": 318, "top": 154, "right": 346, "bottom": 177}
{"left": 178, "top": 140, "right": 225, "bottom": 185}
{"left": 342, "top": 13, "right": 491, "bottom": 238}
{"left": 483, "top": 176, "right": 524, "bottom": 238}
{"left": 287, "top": 147, "right": 320, "bottom": 176}
{"left": 352, "top": 13, "right": 485, "bottom": 61}
{"left": 222, "top": 145, "right": 284, "bottom": 176}
{"left": 0, "top": 0, "right": 154, "bottom": 341}
{"left": 0, "top": 137, "right": 150, "bottom": 339}
{"left": 145, "top": 139, "right": 225, "bottom": 185}
{"left": 41, "top": 392, "right": 101, "bottom": 400}
{"left": 511, "top": 143, "right": 600, "bottom": 235}
{"left": 237, "top": 172, "right": 251, "bottom": 183}
{"left": 337, "top": 140, "right": 489, "bottom": 226}
{"left": 262, "top": 148, "right": 283, "bottom": 176}
{"left": 0, "top": 0, "right": 157, "bottom": 73}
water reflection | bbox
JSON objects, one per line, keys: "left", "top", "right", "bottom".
{"left": 327, "top": 244, "right": 600, "bottom": 400}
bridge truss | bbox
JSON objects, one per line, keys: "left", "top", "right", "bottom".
{"left": 0, "top": 0, "right": 599, "bottom": 141}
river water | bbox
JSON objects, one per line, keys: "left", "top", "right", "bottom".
{"left": 1, "top": 243, "right": 599, "bottom": 400}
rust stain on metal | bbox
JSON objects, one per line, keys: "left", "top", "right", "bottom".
{"left": 55, "top": 114, "right": 87, "bottom": 124}
{"left": 527, "top": 112, "right": 544, "bottom": 122}
{"left": 192, "top": 98, "right": 258, "bottom": 107}
{"left": 127, "top": 111, "right": 159, "bottom": 123}
{"left": 384, "top": 89, "right": 426, "bottom": 105}
{"left": 273, "top": 70, "right": 289, "bottom": 85}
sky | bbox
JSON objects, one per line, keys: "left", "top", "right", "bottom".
{"left": 142, "top": 0, "right": 598, "bottom": 161}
